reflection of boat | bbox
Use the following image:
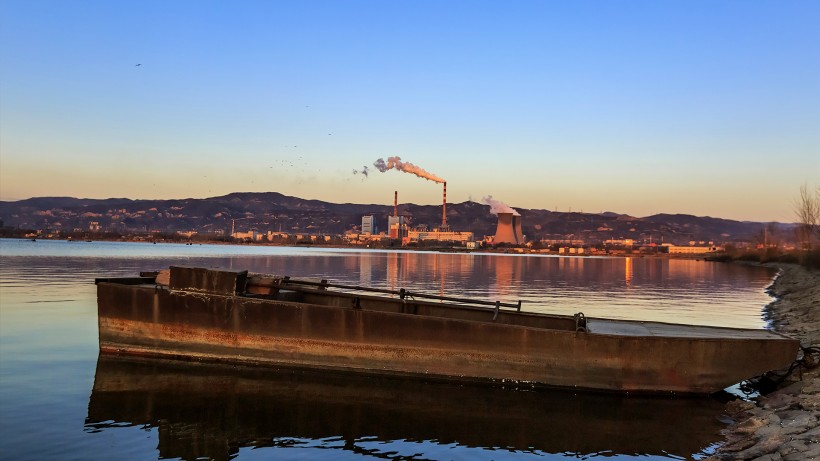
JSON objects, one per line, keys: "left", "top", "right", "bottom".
{"left": 95, "top": 266, "right": 799, "bottom": 394}
{"left": 86, "top": 354, "right": 726, "bottom": 460}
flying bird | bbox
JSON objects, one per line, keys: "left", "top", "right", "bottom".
{"left": 135, "top": 64, "right": 141, "bottom": 66}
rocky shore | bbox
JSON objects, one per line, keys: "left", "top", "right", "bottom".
{"left": 710, "top": 264, "right": 820, "bottom": 461}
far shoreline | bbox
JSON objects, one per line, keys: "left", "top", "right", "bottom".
{"left": 0, "top": 235, "right": 746, "bottom": 260}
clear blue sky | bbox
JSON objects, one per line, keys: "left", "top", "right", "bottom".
{"left": 1, "top": 1, "right": 818, "bottom": 222}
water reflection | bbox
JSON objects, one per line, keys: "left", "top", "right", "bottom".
{"left": 0, "top": 239, "right": 777, "bottom": 328}
{"left": 0, "top": 240, "right": 775, "bottom": 460}
{"left": 625, "top": 257, "right": 633, "bottom": 287}
{"left": 86, "top": 355, "right": 725, "bottom": 461}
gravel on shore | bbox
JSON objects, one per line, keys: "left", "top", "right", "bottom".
{"left": 709, "top": 264, "right": 820, "bottom": 461}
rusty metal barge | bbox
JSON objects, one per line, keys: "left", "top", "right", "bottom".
{"left": 95, "top": 266, "right": 799, "bottom": 394}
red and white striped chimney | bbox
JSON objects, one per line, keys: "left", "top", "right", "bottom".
{"left": 441, "top": 182, "right": 447, "bottom": 229}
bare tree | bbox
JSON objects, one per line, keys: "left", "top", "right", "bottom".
{"left": 794, "top": 183, "right": 820, "bottom": 250}
{"left": 817, "top": 185, "right": 820, "bottom": 241}
{"left": 766, "top": 222, "right": 780, "bottom": 249}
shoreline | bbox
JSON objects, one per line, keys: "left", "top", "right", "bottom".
{"left": 0, "top": 236, "right": 745, "bottom": 260}
{"left": 709, "top": 264, "right": 820, "bottom": 460}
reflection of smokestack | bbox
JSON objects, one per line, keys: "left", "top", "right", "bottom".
{"left": 394, "top": 191, "right": 398, "bottom": 217}
{"left": 442, "top": 182, "right": 447, "bottom": 229}
{"left": 494, "top": 212, "right": 523, "bottom": 245}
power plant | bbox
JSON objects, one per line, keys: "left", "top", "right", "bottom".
{"left": 493, "top": 212, "right": 524, "bottom": 245}
{"left": 381, "top": 189, "right": 473, "bottom": 243}
{"left": 372, "top": 156, "right": 449, "bottom": 231}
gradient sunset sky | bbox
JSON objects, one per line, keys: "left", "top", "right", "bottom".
{"left": 1, "top": 1, "right": 818, "bottom": 222}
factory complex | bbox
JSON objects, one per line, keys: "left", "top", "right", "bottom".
{"left": 346, "top": 190, "right": 476, "bottom": 246}
{"left": 342, "top": 190, "right": 521, "bottom": 248}
{"left": 227, "top": 188, "right": 724, "bottom": 256}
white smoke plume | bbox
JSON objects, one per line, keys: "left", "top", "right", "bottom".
{"left": 373, "top": 156, "right": 445, "bottom": 184}
{"left": 482, "top": 195, "right": 520, "bottom": 216}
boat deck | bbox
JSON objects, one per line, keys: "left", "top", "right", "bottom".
{"left": 110, "top": 268, "right": 791, "bottom": 342}
{"left": 588, "top": 319, "right": 787, "bottom": 339}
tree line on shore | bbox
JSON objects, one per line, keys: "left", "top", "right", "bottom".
{"left": 711, "top": 183, "right": 820, "bottom": 269}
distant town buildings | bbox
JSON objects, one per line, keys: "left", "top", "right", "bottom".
{"left": 558, "top": 247, "right": 586, "bottom": 255}
{"left": 664, "top": 244, "right": 722, "bottom": 254}
{"left": 231, "top": 230, "right": 259, "bottom": 241}
{"left": 604, "top": 239, "right": 634, "bottom": 247}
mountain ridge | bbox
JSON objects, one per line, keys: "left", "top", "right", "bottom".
{"left": 0, "top": 192, "right": 793, "bottom": 245}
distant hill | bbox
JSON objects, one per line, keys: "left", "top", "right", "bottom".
{"left": 0, "top": 192, "right": 794, "bottom": 245}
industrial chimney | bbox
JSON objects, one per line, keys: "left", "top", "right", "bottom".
{"left": 494, "top": 212, "right": 523, "bottom": 245}
{"left": 441, "top": 182, "right": 447, "bottom": 229}
{"left": 389, "top": 191, "right": 406, "bottom": 239}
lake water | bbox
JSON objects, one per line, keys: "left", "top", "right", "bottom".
{"left": 0, "top": 239, "right": 779, "bottom": 460}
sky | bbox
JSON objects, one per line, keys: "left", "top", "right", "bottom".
{"left": 1, "top": 1, "right": 818, "bottom": 222}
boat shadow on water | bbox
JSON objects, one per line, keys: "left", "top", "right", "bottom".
{"left": 85, "top": 354, "right": 726, "bottom": 461}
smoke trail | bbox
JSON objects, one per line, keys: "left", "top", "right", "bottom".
{"left": 373, "top": 156, "right": 445, "bottom": 183}
{"left": 352, "top": 166, "right": 369, "bottom": 177}
{"left": 482, "top": 195, "right": 520, "bottom": 216}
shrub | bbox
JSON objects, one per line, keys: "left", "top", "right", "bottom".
{"left": 802, "top": 249, "right": 820, "bottom": 270}
{"left": 775, "top": 253, "right": 800, "bottom": 264}
{"left": 705, "top": 254, "right": 733, "bottom": 262}
{"left": 737, "top": 252, "right": 761, "bottom": 262}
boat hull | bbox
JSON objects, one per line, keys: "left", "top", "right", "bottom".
{"left": 96, "top": 267, "right": 799, "bottom": 394}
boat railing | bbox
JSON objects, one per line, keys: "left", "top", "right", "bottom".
{"left": 127, "top": 268, "right": 525, "bottom": 317}
{"left": 276, "top": 276, "right": 523, "bottom": 314}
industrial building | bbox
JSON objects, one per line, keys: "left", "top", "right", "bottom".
{"left": 361, "top": 189, "right": 475, "bottom": 244}
{"left": 387, "top": 191, "right": 409, "bottom": 239}
{"left": 388, "top": 215, "right": 407, "bottom": 239}
{"left": 408, "top": 228, "right": 474, "bottom": 243}
{"left": 361, "top": 215, "right": 375, "bottom": 234}
{"left": 664, "top": 244, "right": 721, "bottom": 254}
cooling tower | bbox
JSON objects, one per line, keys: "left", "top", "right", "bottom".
{"left": 513, "top": 214, "right": 524, "bottom": 244}
{"left": 494, "top": 212, "right": 523, "bottom": 245}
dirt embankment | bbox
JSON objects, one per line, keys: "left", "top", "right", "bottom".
{"left": 710, "top": 264, "right": 820, "bottom": 461}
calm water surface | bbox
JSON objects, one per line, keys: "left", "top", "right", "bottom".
{"left": 0, "top": 239, "right": 779, "bottom": 460}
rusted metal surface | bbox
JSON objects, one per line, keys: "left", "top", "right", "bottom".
{"left": 168, "top": 266, "right": 247, "bottom": 295}
{"left": 96, "top": 266, "right": 800, "bottom": 394}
